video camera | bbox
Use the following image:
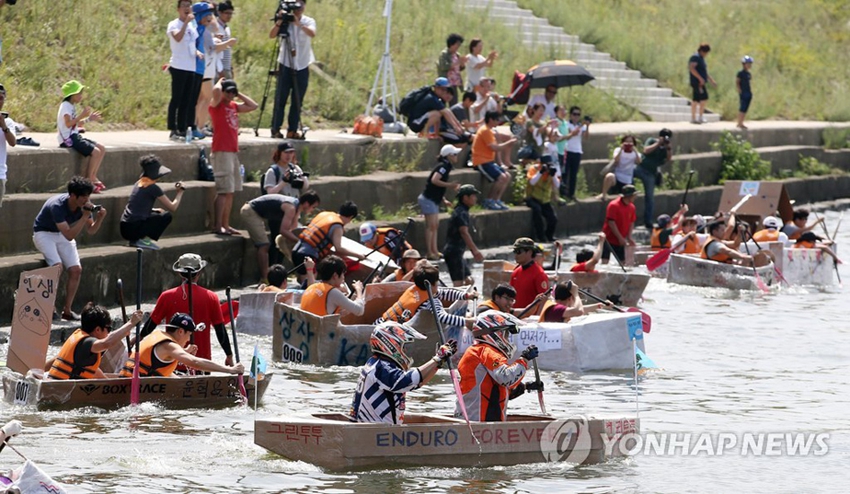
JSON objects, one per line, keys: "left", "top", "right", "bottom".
{"left": 660, "top": 128, "right": 673, "bottom": 142}
{"left": 272, "top": 0, "right": 302, "bottom": 33}
{"left": 84, "top": 204, "right": 103, "bottom": 213}
{"left": 283, "top": 163, "right": 309, "bottom": 190}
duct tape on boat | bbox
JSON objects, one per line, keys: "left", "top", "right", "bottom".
{"left": 282, "top": 343, "right": 304, "bottom": 363}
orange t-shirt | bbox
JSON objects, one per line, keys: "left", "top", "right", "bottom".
{"left": 472, "top": 125, "right": 496, "bottom": 166}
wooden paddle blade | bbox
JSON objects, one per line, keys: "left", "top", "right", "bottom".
{"left": 645, "top": 248, "right": 672, "bottom": 272}
{"left": 627, "top": 307, "right": 652, "bottom": 333}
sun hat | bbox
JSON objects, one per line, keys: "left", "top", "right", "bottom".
{"left": 61, "top": 80, "right": 85, "bottom": 99}
{"left": 402, "top": 249, "right": 422, "bottom": 260}
{"left": 141, "top": 157, "right": 172, "bottom": 180}
{"left": 172, "top": 253, "right": 208, "bottom": 273}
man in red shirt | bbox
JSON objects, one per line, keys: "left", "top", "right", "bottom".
{"left": 571, "top": 232, "right": 605, "bottom": 273}
{"left": 138, "top": 253, "right": 234, "bottom": 366}
{"left": 209, "top": 78, "right": 257, "bottom": 236}
{"left": 509, "top": 237, "right": 550, "bottom": 311}
{"left": 602, "top": 185, "right": 637, "bottom": 264}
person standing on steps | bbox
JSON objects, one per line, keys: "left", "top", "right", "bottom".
{"left": 32, "top": 177, "right": 107, "bottom": 321}
{"left": 166, "top": 0, "right": 199, "bottom": 142}
{"left": 419, "top": 144, "right": 461, "bottom": 261}
{"left": 120, "top": 154, "right": 186, "bottom": 251}
{"left": 437, "top": 33, "right": 465, "bottom": 106}
{"left": 209, "top": 78, "right": 257, "bottom": 236}
{"left": 269, "top": 0, "right": 315, "bottom": 140}
{"left": 0, "top": 82, "right": 14, "bottom": 209}
{"left": 689, "top": 43, "right": 716, "bottom": 124}
{"left": 633, "top": 128, "right": 673, "bottom": 229}
{"left": 557, "top": 105, "right": 589, "bottom": 201}
{"left": 736, "top": 56, "right": 754, "bottom": 130}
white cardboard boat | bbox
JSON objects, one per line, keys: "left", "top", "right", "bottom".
{"left": 758, "top": 241, "right": 835, "bottom": 286}
{"left": 666, "top": 254, "right": 775, "bottom": 290}
{"left": 254, "top": 412, "right": 638, "bottom": 470}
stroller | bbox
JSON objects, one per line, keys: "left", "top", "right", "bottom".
{"left": 500, "top": 70, "right": 534, "bottom": 137}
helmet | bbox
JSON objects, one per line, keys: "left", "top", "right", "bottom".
{"left": 474, "top": 311, "right": 523, "bottom": 358}
{"left": 370, "top": 322, "right": 426, "bottom": 370}
{"left": 359, "top": 222, "right": 378, "bottom": 243}
{"left": 742, "top": 55, "right": 754, "bottom": 64}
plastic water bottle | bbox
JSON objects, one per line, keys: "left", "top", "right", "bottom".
{"left": 239, "top": 164, "right": 245, "bottom": 180}
{"left": 185, "top": 127, "right": 192, "bottom": 144}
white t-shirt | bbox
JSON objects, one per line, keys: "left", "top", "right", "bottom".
{"left": 566, "top": 121, "right": 586, "bottom": 154}
{"left": 167, "top": 18, "right": 199, "bottom": 72}
{"left": 56, "top": 101, "right": 78, "bottom": 146}
{"left": 466, "top": 53, "right": 487, "bottom": 90}
{"left": 612, "top": 147, "right": 638, "bottom": 184}
{"left": 472, "top": 91, "right": 499, "bottom": 123}
{"left": 264, "top": 163, "right": 306, "bottom": 198}
{"left": 203, "top": 28, "right": 217, "bottom": 79}
{"left": 0, "top": 118, "right": 8, "bottom": 180}
{"left": 528, "top": 94, "right": 557, "bottom": 120}
{"left": 277, "top": 15, "right": 316, "bottom": 70}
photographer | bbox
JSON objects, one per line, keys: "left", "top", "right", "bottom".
{"left": 525, "top": 156, "right": 560, "bottom": 242}
{"left": 268, "top": 0, "right": 315, "bottom": 140}
{"left": 120, "top": 154, "right": 186, "bottom": 250}
{"left": 262, "top": 141, "right": 309, "bottom": 198}
{"left": 634, "top": 128, "right": 673, "bottom": 230}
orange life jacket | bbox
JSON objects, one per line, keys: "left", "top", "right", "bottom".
{"left": 119, "top": 331, "right": 179, "bottom": 378}
{"left": 374, "top": 228, "right": 412, "bottom": 258}
{"left": 680, "top": 235, "right": 701, "bottom": 255}
{"left": 381, "top": 286, "right": 430, "bottom": 323}
{"left": 753, "top": 229, "right": 780, "bottom": 243}
{"left": 795, "top": 240, "right": 816, "bottom": 249}
{"left": 477, "top": 299, "right": 501, "bottom": 314}
{"left": 650, "top": 227, "right": 671, "bottom": 251}
{"left": 538, "top": 300, "right": 557, "bottom": 321}
{"left": 299, "top": 211, "right": 343, "bottom": 258}
{"left": 48, "top": 328, "right": 102, "bottom": 380}
{"left": 391, "top": 269, "right": 404, "bottom": 282}
{"left": 700, "top": 238, "right": 732, "bottom": 263}
{"left": 300, "top": 282, "right": 339, "bottom": 316}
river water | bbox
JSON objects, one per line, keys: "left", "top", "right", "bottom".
{"left": 1, "top": 211, "right": 848, "bottom": 493}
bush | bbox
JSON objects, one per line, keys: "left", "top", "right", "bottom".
{"left": 797, "top": 155, "right": 842, "bottom": 177}
{"left": 660, "top": 160, "right": 700, "bottom": 191}
{"left": 823, "top": 128, "right": 850, "bottom": 149}
{"left": 510, "top": 168, "right": 528, "bottom": 205}
{"left": 712, "top": 131, "right": 770, "bottom": 182}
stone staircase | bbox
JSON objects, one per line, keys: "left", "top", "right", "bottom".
{"left": 465, "top": 0, "right": 721, "bottom": 123}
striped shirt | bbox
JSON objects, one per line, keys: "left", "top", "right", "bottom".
{"left": 373, "top": 288, "right": 466, "bottom": 328}
{"left": 349, "top": 357, "right": 423, "bottom": 424}
{"left": 220, "top": 22, "right": 232, "bottom": 72}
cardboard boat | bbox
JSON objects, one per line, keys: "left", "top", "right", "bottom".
{"left": 272, "top": 282, "right": 469, "bottom": 367}
{"left": 482, "top": 260, "right": 649, "bottom": 307}
{"left": 254, "top": 412, "right": 638, "bottom": 470}
{"left": 1, "top": 371, "right": 273, "bottom": 411}
{"left": 338, "top": 236, "right": 399, "bottom": 283}
{"left": 758, "top": 241, "right": 835, "bottom": 286}
{"left": 513, "top": 312, "right": 646, "bottom": 373}
{"left": 666, "top": 254, "right": 775, "bottom": 290}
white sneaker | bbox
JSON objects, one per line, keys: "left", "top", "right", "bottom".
{"left": 699, "top": 115, "right": 707, "bottom": 124}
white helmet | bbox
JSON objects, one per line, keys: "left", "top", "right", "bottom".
{"left": 473, "top": 311, "right": 523, "bottom": 358}
{"left": 370, "top": 322, "right": 426, "bottom": 370}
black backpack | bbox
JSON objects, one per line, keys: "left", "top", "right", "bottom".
{"left": 398, "top": 85, "right": 432, "bottom": 119}
{"left": 197, "top": 148, "right": 214, "bottom": 181}
{"left": 259, "top": 164, "right": 281, "bottom": 195}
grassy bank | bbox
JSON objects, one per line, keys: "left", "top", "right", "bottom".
{"left": 0, "top": 0, "right": 640, "bottom": 132}
{"left": 518, "top": 0, "right": 850, "bottom": 121}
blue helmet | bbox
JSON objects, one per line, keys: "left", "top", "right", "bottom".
{"left": 741, "top": 55, "right": 754, "bottom": 64}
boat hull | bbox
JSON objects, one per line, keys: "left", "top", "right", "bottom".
{"left": 2, "top": 371, "right": 272, "bottom": 411}
{"left": 254, "top": 412, "right": 638, "bottom": 471}
{"left": 780, "top": 247, "right": 835, "bottom": 286}
{"left": 667, "top": 254, "right": 775, "bottom": 290}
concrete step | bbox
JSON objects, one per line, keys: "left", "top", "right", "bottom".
{"left": 605, "top": 87, "right": 674, "bottom": 97}
{"left": 592, "top": 77, "right": 658, "bottom": 88}
{"left": 579, "top": 60, "right": 627, "bottom": 71}
{"left": 587, "top": 68, "right": 642, "bottom": 79}
{"left": 643, "top": 112, "right": 722, "bottom": 123}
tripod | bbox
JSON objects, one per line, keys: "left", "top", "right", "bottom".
{"left": 254, "top": 27, "right": 308, "bottom": 138}
{"left": 365, "top": 0, "right": 399, "bottom": 122}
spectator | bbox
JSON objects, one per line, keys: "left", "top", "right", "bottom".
{"left": 216, "top": 1, "right": 236, "bottom": 80}
{"left": 471, "top": 78, "right": 515, "bottom": 168}
{"left": 262, "top": 142, "right": 310, "bottom": 198}
{"left": 240, "top": 190, "right": 320, "bottom": 282}
{"left": 633, "top": 128, "right": 673, "bottom": 229}
{"left": 598, "top": 134, "right": 641, "bottom": 201}
{"left": 194, "top": 2, "right": 227, "bottom": 139}
{"left": 443, "top": 185, "right": 484, "bottom": 287}
{"left": 736, "top": 56, "right": 754, "bottom": 130}
{"left": 528, "top": 84, "right": 558, "bottom": 120}
{"left": 381, "top": 249, "right": 422, "bottom": 283}
{"left": 471, "top": 111, "right": 514, "bottom": 211}
{"left": 571, "top": 232, "right": 606, "bottom": 273}
{"left": 689, "top": 43, "right": 716, "bottom": 124}
{"left": 601, "top": 184, "right": 637, "bottom": 264}
{"left": 167, "top": 0, "right": 199, "bottom": 141}
{"left": 32, "top": 177, "right": 107, "bottom": 321}
{"left": 301, "top": 255, "right": 365, "bottom": 317}
{"left": 464, "top": 38, "right": 497, "bottom": 91}
{"left": 517, "top": 103, "right": 547, "bottom": 162}
{"left": 208, "top": 78, "right": 257, "bottom": 236}
{"left": 407, "top": 77, "right": 465, "bottom": 141}
{"left": 450, "top": 91, "right": 478, "bottom": 133}
{"left": 120, "top": 155, "right": 186, "bottom": 250}
{"left": 269, "top": 0, "right": 316, "bottom": 140}
{"left": 437, "top": 33, "right": 465, "bottom": 106}
{"left": 57, "top": 81, "right": 106, "bottom": 192}
{"left": 419, "top": 144, "right": 461, "bottom": 260}
{"left": 0, "top": 83, "right": 14, "bottom": 209}
{"left": 188, "top": 2, "right": 216, "bottom": 140}
{"left": 291, "top": 201, "right": 365, "bottom": 281}
{"left": 525, "top": 157, "right": 560, "bottom": 242}
{"left": 557, "top": 105, "right": 589, "bottom": 201}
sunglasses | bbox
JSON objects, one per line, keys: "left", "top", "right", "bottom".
{"left": 571, "top": 112, "right": 581, "bottom": 116}
{"left": 513, "top": 248, "right": 530, "bottom": 254}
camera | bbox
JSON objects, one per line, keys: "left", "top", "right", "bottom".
{"left": 283, "top": 163, "right": 309, "bottom": 190}
{"left": 583, "top": 116, "right": 592, "bottom": 123}
{"left": 273, "top": 0, "right": 301, "bottom": 32}
{"left": 660, "top": 128, "right": 673, "bottom": 140}
{"left": 84, "top": 204, "right": 103, "bottom": 213}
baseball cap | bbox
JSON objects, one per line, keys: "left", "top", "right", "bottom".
{"left": 657, "top": 214, "right": 671, "bottom": 228}
{"left": 742, "top": 55, "right": 754, "bottom": 64}
{"left": 277, "top": 142, "right": 296, "bottom": 153}
{"left": 359, "top": 222, "right": 378, "bottom": 242}
{"left": 621, "top": 184, "right": 638, "bottom": 197}
{"left": 762, "top": 216, "right": 780, "bottom": 229}
{"left": 440, "top": 144, "right": 461, "bottom": 157}
{"left": 434, "top": 77, "right": 450, "bottom": 88}
{"left": 192, "top": 2, "right": 215, "bottom": 17}
{"left": 513, "top": 237, "right": 536, "bottom": 251}
{"left": 61, "top": 80, "right": 85, "bottom": 99}
{"left": 0, "top": 83, "right": 6, "bottom": 95}
{"left": 457, "top": 184, "right": 481, "bottom": 198}
{"left": 402, "top": 249, "right": 422, "bottom": 260}
{"left": 166, "top": 313, "right": 197, "bottom": 332}
{"left": 221, "top": 79, "right": 239, "bottom": 94}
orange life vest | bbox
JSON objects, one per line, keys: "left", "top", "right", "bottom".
{"left": 299, "top": 211, "right": 343, "bottom": 259}
{"left": 477, "top": 299, "right": 501, "bottom": 314}
{"left": 680, "top": 235, "right": 701, "bottom": 255}
{"left": 300, "top": 282, "right": 339, "bottom": 316}
{"left": 538, "top": 300, "right": 557, "bottom": 321}
{"left": 700, "top": 238, "right": 732, "bottom": 263}
{"left": 381, "top": 286, "right": 430, "bottom": 323}
{"left": 48, "top": 328, "right": 102, "bottom": 380}
{"left": 650, "top": 227, "right": 671, "bottom": 251}
{"left": 794, "top": 240, "right": 816, "bottom": 249}
{"left": 753, "top": 229, "right": 780, "bottom": 243}
{"left": 374, "top": 228, "right": 412, "bottom": 258}
{"left": 391, "top": 269, "right": 404, "bottom": 282}
{"left": 119, "top": 330, "right": 179, "bottom": 378}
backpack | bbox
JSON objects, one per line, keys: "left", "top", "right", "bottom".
{"left": 352, "top": 115, "right": 384, "bottom": 137}
{"left": 259, "top": 164, "right": 281, "bottom": 195}
{"left": 398, "top": 85, "right": 432, "bottom": 119}
{"left": 197, "top": 148, "right": 215, "bottom": 181}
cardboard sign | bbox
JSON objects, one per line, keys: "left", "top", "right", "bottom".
{"left": 717, "top": 181, "right": 794, "bottom": 225}
{"left": 8, "top": 265, "right": 62, "bottom": 374}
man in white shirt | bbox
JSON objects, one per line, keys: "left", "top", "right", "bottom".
{"left": 268, "top": 0, "right": 316, "bottom": 140}
{"left": 0, "top": 83, "right": 15, "bottom": 208}
{"left": 528, "top": 84, "right": 558, "bottom": 120}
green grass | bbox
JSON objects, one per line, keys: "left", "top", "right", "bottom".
{"left": 518, "top": 0, "right": 850, "bottom": 121}
{"left": 0, "top": 0, "right": 639, "bottom": 132}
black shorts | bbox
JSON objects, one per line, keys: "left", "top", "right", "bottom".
{"left": 607, "top": 180, "right": 630, "bottom": 196}
{"left": 291, "top": 249, "right": 316, "bottom": 276}
{"left": 60, "top": 133, "right": 97, "bottom": 157}
{"left": 691, "top": 84, "right": 708, "bottom": 102}
{"left": 444, "top": 249, "right": 471, "bottom": 282}
{"left": 602, "top": 242, "right": 626, "bottom": 262}
{"left": 739, "top": 94, "right": 752, "bottom": 113}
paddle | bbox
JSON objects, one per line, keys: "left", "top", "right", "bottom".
{"left": 226, "top": 287, "right": 247, "bottom": 403}
{"left": 348, "top": 262, "right": 382, "bottom": 299}
{"left": 646, "top": 234, "right": 692, "bottom": 272}
{"left": 577, "top": 286, "right": 652, "bottom": 333}
{"left": 737, "top": 220, "right": 770, "bottom": 293}
{"left": 423, "top": 280, "right": 478, "bottom": 445}
{"left": 531, "top": 359, "right": 547, "bottom": 415}
{"left": 814, "top": 211, "right": 842, "bottom": 285}
{"left": 746, "top": 231, "right": 790, "bottom": 286}
{"left": 604, "top": 239, "right": 627, "bottom": 273}
{"left": 363, "top": 217, "right": 415, "bottom": 260}
{"left": 832, "top": 211, "right": 843, "bottom": 241}
{"left": 131, "top": 248, "right": 143, "bottom": 406}
{"left": 117, "top": 279, "right": 131, "bottom": 351}
{"left": 515, "top": 287, "right": 553, "bottom": 320}
{"left": 554, "top": 242, "right": 563, "bottom": 274}
{"left": 681, "top": 170, "right": 696, "bottom": 207}
{"left": 375, "top": 218, "right": 416, "bottom": 280}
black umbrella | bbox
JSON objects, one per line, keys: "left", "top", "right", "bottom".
{"left": 526, "top": 60, "right": 594, "bottom": 89}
